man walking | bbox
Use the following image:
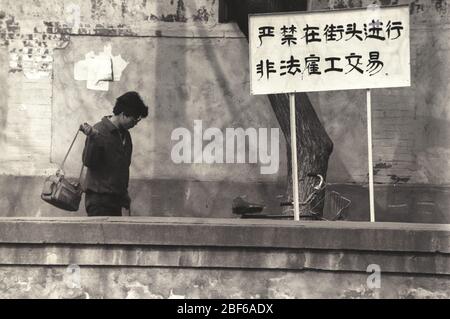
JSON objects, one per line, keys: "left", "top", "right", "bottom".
{"left": 79, "top": 91, "right": 148, "bottom": 216}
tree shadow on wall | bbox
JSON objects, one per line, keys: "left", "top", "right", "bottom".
{"left": 0, "top": 47, "right": 9, "bottom": 146}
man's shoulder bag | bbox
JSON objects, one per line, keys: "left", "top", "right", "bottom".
{"left": 41, "top": 129, "right": 84, "bottom": 212}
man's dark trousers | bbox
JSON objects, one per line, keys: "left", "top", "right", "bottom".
{"left": 85, "top": 191, "right": 122, "bottom": 216}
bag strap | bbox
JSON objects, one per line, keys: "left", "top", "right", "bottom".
{"left": 78, "top": 162, "right": 85, "bottom": 180}
{"left": 60, "top": 129, "right": 85, "bottom": 183}
{"left": 60, "top": 129, "right": 81, "bottom": 171}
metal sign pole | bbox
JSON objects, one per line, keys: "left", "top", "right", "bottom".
{"left": 290, "top": 93, "right": 300, "bottom": 221}
{"left": 367, "top": 89, "right": 376, "bottom": 222}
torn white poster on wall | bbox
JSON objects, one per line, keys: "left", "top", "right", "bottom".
{"left": 74, "top": 44, "right": 129, "bottom": 91}
{"left": 103, "top": 43, "right": 128, "bottom": 81}
{"left": 87, "top": 53, "right": 112, "bottom": 91}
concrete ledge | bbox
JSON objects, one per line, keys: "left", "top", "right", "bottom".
{"left": 0, "top": 217, "right": 449, "bottom": 252}
{"left": 0, "top": 217, "right": 449, "bottom": 276}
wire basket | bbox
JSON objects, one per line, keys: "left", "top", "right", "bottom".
{"left": 310, "top": 190, "right": 352, "bottom": 221}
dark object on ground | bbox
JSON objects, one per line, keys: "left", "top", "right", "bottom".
{"left": 232, "top": 196, "right": 265, "bottom": 215}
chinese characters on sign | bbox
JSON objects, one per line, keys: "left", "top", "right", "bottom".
{"left": 249, "top": 6, "right": 411, "bottom": 95}
{"left": 257, "top": 51, "right": 386, "bottom": 79}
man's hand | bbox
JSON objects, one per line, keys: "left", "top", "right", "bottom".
{"left": 79, "top": 123, "right": 96, "bottom": 136}
{"left": 122, "top": 207, "right": 131, "bottom": 216}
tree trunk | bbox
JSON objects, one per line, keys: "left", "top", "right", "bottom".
{"left": 269, "top": 94, "right": 333, "bottom": 217}
{"left": 229, "top": 0, "right": 334, "bottom": 218}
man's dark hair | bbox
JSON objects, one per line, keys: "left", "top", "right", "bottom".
{"left": 113, "top": 91, "right": 148, "bottom": 118}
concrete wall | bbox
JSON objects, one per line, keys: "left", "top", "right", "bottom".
{"left": 310, "top": 0, "right": 450, "bottom": 185}
{"left": 2, "top": 175, "right": 450, "bottom": 224}
{"left": 0, "top": 0, "right": 450, "bottom": 221}
{"left": 0, "top": 217, "right": 449, "bottom": 298}
{"left": 0, "top": 0, "right": 229, "bottom": 178}
{"left": 51, "top": 35, "right": 284, "bottom": 183}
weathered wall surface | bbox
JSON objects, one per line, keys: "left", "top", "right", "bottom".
{"left": 0, "top": 0, "right": 225, "bottom": 177}
{"left": 1, "top": 0, "right": 450, "bottom": 182}
{"left": 51, "top": 36, "right": 283, "bottom": 182}
{"left": 310, "top": 0, "right": 450, "bottom": 185}
{"left": 2, "top": 175, "right": 450, "bottom": 224}
{"left": 1, "top": 266, "right": 449, "bottom": 299}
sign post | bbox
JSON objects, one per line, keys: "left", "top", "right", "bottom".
{"left": 367, "top": 89, "right": 376, "bottom": 222}
{"left": 289, "top": 93, "right": 300, "bottom": 221}
{"left": 248, "top": 5, "right": 410, "bottom": 222}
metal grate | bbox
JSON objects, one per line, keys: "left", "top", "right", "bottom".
{"left": 311, "top": 191, "right": 352, "bottom": 221}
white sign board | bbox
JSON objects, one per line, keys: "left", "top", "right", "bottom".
{"left": 249, "top": 5, "right": 411, "bottom": 95}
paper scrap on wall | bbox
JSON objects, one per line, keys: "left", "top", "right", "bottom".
{"left": 73, "top": 44, "right": 129, "bottom": 91}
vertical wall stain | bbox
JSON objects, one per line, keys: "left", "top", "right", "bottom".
{"left": 121, "top": 0, "right": 127, "bottom": 18}
{"left": 176, "top": 0, "right": 187, "bottom": 22}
